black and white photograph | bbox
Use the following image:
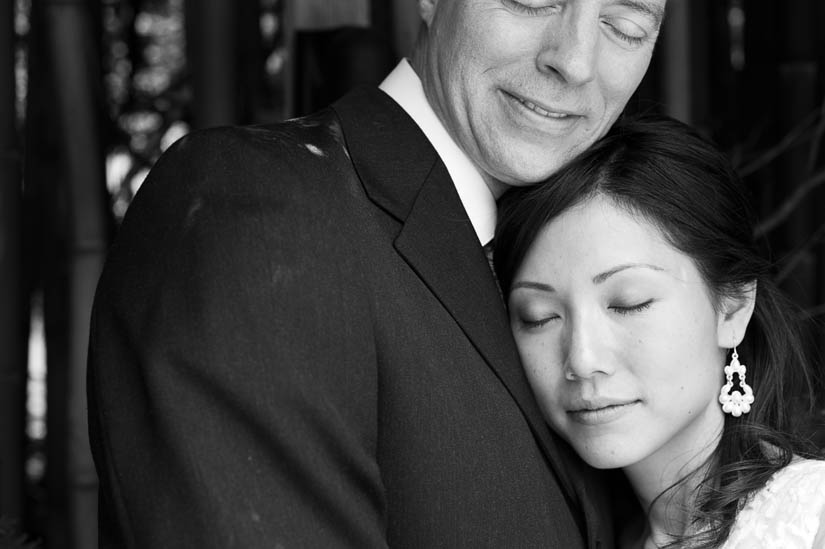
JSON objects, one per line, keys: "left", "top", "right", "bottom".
{"left": 1, "top": 1, "right": 824, "bottom": 547}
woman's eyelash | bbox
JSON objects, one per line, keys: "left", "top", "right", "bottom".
{"left": 520, "top": 316, "right": 558, "bottom": 329}
{"left": 610, "top": 300, "right": 653, "bottom": 315}
{"left": 516, "top": 300, "right": 652, "bottom": 327}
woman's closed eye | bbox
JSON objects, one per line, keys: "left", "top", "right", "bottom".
{"left": 609, "top": 299, "right": 654, "bottom": 315}
{"left": 515, "top": 311, "right": 561, "bottom": 330}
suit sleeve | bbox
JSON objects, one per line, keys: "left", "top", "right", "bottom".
{"left": 88, "top": 127, "right": 387, "bottom": 548}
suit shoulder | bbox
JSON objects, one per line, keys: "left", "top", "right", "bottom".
{"left": 127, "top": 108, "right": 357, "bottom": 215}
{"left": 101, "top": 109, "right": 366, "bottom": 305}
{"left": 161, "top": 107, "right": 349, "bottom": 172}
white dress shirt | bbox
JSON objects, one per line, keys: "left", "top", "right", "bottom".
{"left": 379, "top": 60, "right": 496, "bottom": 245}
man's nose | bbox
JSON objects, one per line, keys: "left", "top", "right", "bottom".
{"left": 536, "top": 7, "right": 599, "bottom": 86}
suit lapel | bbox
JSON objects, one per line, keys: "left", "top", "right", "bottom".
{"left": 333, "top": 88, "right": 605, "bottom": 548}
{"left": 392, "top": 159, "right": 581, "bottom": 509}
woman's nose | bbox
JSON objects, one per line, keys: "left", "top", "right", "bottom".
{"left": 562, "top": 316, "right": 613, "bottom": 380}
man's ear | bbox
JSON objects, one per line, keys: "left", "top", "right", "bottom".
{"left": 419, "top": 0, "right": 438, "bottom": 26}
{"left": 716, "top": 282, "right": 757, "bottom": 347}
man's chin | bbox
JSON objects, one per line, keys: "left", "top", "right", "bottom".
{"left": 493, "top": 164, "right": 567, "bottom": 189}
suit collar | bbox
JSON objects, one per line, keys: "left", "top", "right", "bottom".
{"left": 333, "top": 87, "right": 435, "bottom": 222}
{"left": 332, "top": 87, "right": 606, "bottom": 548}
{"left": 379, "top": 60, "right": 496, "bottom": 244}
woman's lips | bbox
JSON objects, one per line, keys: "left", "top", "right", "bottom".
{"left": 567, "top": 400, "right": 641, "bottom": 426}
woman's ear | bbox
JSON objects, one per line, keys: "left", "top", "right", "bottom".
{"left": 716, "top": 282, "right": 757, "bottom": 347}
{"left": 419, "top": 0, "right": 438, "bottom": 27}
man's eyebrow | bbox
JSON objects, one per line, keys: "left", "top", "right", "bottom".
{"left": 615, "top": 0, "right": 666, "bottom": 28}
{"left": 592, "top": 263, "right": 665, "bottom": 284}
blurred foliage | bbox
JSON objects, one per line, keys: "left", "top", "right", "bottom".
{"left": 738, "top": 103, "right": 825, "bottom": 301}
{"left": 14, "top": 0, "right": 30, "bottom": 126}
{"left": 101, "top": 0, "right": 189, "bottom": 220}
{"left": 0, "top": 517, "right": 39, "bottom": 549}
{"left": 101, "top": 0, "right": 289, "bottom": 222}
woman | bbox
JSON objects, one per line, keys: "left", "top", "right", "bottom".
{"left": 494, "top": 114, "right": 825, "bottom": 548}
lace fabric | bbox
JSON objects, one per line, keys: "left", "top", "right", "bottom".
{"left": 721, "top": 459, "right": 825, "bottom": 548}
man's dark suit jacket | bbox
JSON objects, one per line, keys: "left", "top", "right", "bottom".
{"left": 88, "top": 86, "right": 611, "bottom": 548}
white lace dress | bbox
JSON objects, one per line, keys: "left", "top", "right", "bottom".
{"left": 721, "top": 458, "right": 825, "bottom": 548}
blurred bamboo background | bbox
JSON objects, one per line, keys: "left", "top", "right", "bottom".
{"left": 0, "top": 0, "right": 823, "bottom": 547}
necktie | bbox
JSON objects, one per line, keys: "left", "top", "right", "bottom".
{"left": 483, "top": 239, "right": 503, "bottom": 299}
{"left": 483, "top": 239, "right": 495, "bottom": 275}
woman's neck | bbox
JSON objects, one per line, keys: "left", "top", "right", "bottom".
{"left": 622, "top": 408, "right": 724, "bottom": 547}
{"left": 628, "top": 472, "right": 703, "bottom": 548}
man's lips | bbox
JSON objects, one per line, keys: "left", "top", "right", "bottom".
{"left": 503, "top": 90, "right": 580, "bottom": 120}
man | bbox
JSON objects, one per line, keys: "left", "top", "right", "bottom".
{"left": 88, "top": 0, "right": 666, "bottom": 547}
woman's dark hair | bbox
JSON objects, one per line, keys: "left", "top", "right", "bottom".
{"left": 494, "top": 114, "right": 821, "bottom": 547}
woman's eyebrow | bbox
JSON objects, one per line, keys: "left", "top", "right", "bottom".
{"left": 511, "top": 280, "right": 556, "bottom": 293}
{"left": 510, "top": 263, "right": 666, "bottom": 292}
{"left": 592, "top": 263, "right": 665, "bottom": 284}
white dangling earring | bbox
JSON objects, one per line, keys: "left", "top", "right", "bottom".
{"left": 718, "top": 347, "right": 754, "bottom": 417}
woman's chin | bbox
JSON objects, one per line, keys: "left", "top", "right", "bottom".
{"left": 571, "top": 444, "right": 636, "bottom": 470}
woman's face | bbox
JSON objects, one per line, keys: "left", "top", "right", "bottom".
{"left": 508, "top": 195, "right": 728, "bottom": 472}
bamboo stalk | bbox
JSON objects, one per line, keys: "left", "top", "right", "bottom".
{"left": 184, "top": 0, "right": 240, "bottom": 129}
{"left": 660, "top": 0, "right": 693, "bottom": 123}
{"left": 39, "top": 0, "right": 108, "bottom": 547}
{"left": 391, "top": 0, "right": 421, "bottom": 59}
{"left": 0, "top": 0, "right": 26, "bottom": 525}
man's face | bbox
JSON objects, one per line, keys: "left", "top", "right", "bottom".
{"left": 412, "top": 0, "right": 665, "bottom": 191}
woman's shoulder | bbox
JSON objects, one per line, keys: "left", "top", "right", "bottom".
{"left": 762, "top": 458, "right": 825, "bottom": 504}
{"left": 782, "top": 456, "right": 825, "bottom": 474}
{"left": 722, "top": 457, "right": 825, "bottom": 548}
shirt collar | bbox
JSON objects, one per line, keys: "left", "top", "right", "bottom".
{"left": 379, "top": 59, "right": 496, "bottom": 245}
